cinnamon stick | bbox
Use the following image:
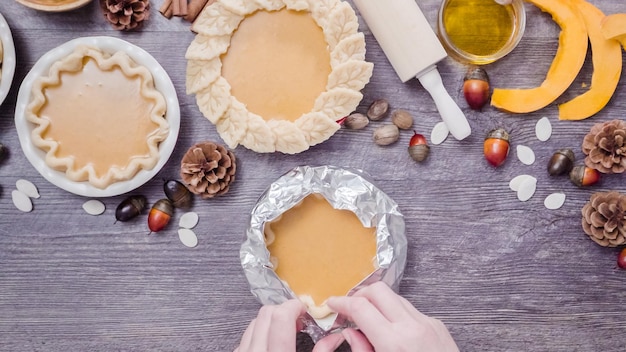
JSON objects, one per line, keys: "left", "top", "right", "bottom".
{"left": 179, "top": 0, "right": 188, "bottom": 16}
{"left": 173, "top": 0, "right": 181, "bottom": 16}
{"left": 158, "top": 0, "right": 173, "bottom": 19}
{"left": 185, "top": 0, "right": 213, "bottom": 23}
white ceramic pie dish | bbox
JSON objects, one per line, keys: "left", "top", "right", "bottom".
{"left": 15, "top": 0, "right": 93, "bottom": 12}
{"left": 0, "top": 12, "right": 16, "bottom": 107}
{"left": 14, "top": 36, "right": 180, "bottom": 197}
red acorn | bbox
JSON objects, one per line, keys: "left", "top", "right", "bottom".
{"left": 408, "top": 131, "right": 430, "bottom": 162}
{"left": 484, "top": 128, "right": 510, "bottom": 167}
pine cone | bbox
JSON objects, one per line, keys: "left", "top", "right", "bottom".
{"left": 100, "top": 0, "right": 150, "bottom": 31}
{"left": 582, "top": 119, "right": 626, "bottom": 174}
{"left": 581, "top": 191, "right": 626, "bottom": 247}
{"left": 180, "top": 141, "right": 237, "bottom": 199}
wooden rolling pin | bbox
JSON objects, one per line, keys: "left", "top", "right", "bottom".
{"left": 352, "top": 0, "right": 471, "bottom": 140}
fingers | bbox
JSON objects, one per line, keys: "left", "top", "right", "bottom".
{"left": 236, "top": 300, "right": 306, "bottom": 352}
{"left": 341, "top": 328, "right": 374, "bottom": 352}
{"left": 326, "top": 295, "right": 388, "bottom": 346}
{"left": 352, "top": 281, "right": 416, "bottom": 323}
{"left": 312, "top": 333, "right": 345, "bottom": 352}
{"left": 267, "top": 300, "right": 307, "bottom": 351}
{"left": 236, "top": 318, "right": 257, "bottom": 352}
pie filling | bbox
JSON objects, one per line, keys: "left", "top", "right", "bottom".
{"left": 265, "top": 193, "right": 377, "bottom": 318}
{"left": 221, "top": 8, "right": 331, "bottom": 122}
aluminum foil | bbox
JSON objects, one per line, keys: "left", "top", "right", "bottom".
{"left": 240, "top": 165, "right": 407, "bottom": 341}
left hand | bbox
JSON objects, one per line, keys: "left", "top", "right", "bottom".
{"left": 234, "top": 299, "right": 307, "bottom": 352}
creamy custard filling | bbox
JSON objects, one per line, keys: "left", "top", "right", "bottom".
{"left": 221, "top": 9, "right": 331, "bottom": 122}
{"left": 38, "top": 58, "right": 160, "bottom": 177}
{"left": 265, "top": 193, "right": 377, "bottom": 318}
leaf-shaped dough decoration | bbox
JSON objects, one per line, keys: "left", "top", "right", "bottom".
{"left": 185, "top": 34, "right": 231, "bottom": 61}
{"left": 186, "top": 58, "right": 222, "bottom": 94}
{"left": 267, "top": 120, "right": 310, "bottom": 154}
{"left": 192, "top": 3, "right": 243, "bottom": 36}
{"left": 240, "top": 114, "right": 277, "bottom": 153}
{"left": 324, "top": 2, "right": 359, "bottom": 50}
{"left": 253, "top": 0, "right": 286, "bottom": 11}
{"left": 216, "top": 99, "right": 249, "bottom": 148}
{"left": 313, "top": 88, "right": 363, "bottom": 119}
{"left": 327, "top": 61, "right": 373, "bottom": 91}
{"left": 196, "top": 77, "right": 232, "bottom": 124}
{"left": 308, "top": 0, "right": 339, "bottom": 25}
{"left": 284, "top": 0, "right": 309, "bottom": 11}
{"left": 220, "top": 0, "right": 262, "bottom": 16}
{"left": 330, "top": 32, "right": 367, "bottom": 67}
{"left": 295, "top": 112, "right": 340, "bottom": 146}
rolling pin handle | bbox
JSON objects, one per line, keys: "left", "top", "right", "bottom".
{"left": 417, "top": 68, "right": 472, "bottom": 140}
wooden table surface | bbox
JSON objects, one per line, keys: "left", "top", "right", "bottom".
{"left": 1, "top": 0, "right": 626, "bottom": 351}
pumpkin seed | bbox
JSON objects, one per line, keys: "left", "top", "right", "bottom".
{"left": 544, "top": 193, "right": 566, "bottom": 210}
{"left": 516, "top": 145, "right": 535, "bottom": 165}
{"left": 12, "top": 190, "right": 33, "bottom": 212}
{"left": 82, "top": 200, "right": 106, "bottom": 216}
{"left": 16, "top": 179, "right": 40, "bottom": 199}
{"left": 179, "top": 212, "right": 199, "bottom": 229}
{"left": 535, "top": 117, "right": 552, "bottom": 142}
{"left": 178, "top": 228, "right": 198, "bottom": 248}
{"left": 430, "top": 121, "right": 449, "bottom": 145}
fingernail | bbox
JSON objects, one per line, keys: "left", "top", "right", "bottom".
{"left": 341, "top": 330, "right": 352, "bottom": 345}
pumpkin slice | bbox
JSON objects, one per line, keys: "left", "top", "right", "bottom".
{"left": 558, "top": 0, "right": 622, "bottom": 121}
{"left": 491, "top": 0, "right": 588, "bottom": 113}
{"left": 601, "top": 13, "right": 626, "bottom": 48}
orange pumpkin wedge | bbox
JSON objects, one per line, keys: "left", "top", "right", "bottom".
{"left": 558, "top": 0, "right": 622, "bottom": 121}
{"left": 601, "top": 13, "right": 626, "bottom": 48}
{"left": 491, "top": 0, "right": 588, "bottom": 114}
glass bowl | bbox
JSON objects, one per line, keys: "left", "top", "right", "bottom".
{"left": 437, "top": 0, "right": 526, "bottom": 65}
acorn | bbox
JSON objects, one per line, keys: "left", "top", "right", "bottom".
{"left": 463, "top": 66, "right": 490, "bottom": 110}
{"left": 569, "top": 165, "right": 600, "bottom": 187}
{"left": 483, "top": 128, "right": 510, "bottom": 167}
{"left": 408, "top": 131, "right": 430, "bottom": 162}
{"left": 163, "top": 179, "right": 193, "bottom": 209}
{"left": 148, "top": 199, "right": 174, "bottom": 233}
{"left": 618, "top": 248, "right": 626, "bottom": 270}
{"left": 115, "top": 195, "right": 147, "bottom": 222}
{"left": 547, "top": 149, "right": 575, "bottom": 176}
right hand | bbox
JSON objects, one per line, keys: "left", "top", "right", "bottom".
{"left": 313, "top": 281, "right": 459, "bottom": 352}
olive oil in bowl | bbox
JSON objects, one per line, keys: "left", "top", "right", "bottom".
{"left": 437, "top": 0, "right": 526, "bottom": 64}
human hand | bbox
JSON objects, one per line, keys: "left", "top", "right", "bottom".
{"left": 234, "top": 299, "right": 306, "bottom": 352}
{"left": 313, "top": 281, "right": 459, "bottom": 352}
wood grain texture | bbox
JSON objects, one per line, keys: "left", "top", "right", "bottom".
{"left": 1, "top": 0, "right": 626, "bottom": 351}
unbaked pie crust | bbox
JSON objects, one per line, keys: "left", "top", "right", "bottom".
{"left": 186, "top": 0, "right": 373, "bottom": 154}
{"left": 26, "top": 46, "right": 169, "bottom": 189}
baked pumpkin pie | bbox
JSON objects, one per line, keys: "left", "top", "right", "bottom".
{"left": 26, "top": 45, "right": 169, "bottom": 189}
{"left": 264, "top": 193, "right": 378, "bottom": 318}
{"left": 186, "top": 0, "right": 373, "bottom": 154}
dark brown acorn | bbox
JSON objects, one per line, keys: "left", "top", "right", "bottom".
{"left": 148, "top": 199, "right": 174, "bottom": 233}
{"left": 547, "top": 149, "right": 575, "bottom": 176}
{"left": 163, "top": 180, "right": 193, "bottom": 209}
{"left": 115, "top": 195, "right": 147, "bottom": 222}
{"left": 569, "top": 165, "right": 600, "bottom": 187}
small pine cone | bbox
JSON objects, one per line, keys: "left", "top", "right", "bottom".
{"left": 582, "top": 119, "right": 626, "bottom": 174}
{"left": 180, "top": 141, "right": 237, "bottom": 199}
{"left": 581, "top": 191, "right": 626, "bottom": 247}
{"left": 100, "top": 0, "right": 150, "bottom": 31}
